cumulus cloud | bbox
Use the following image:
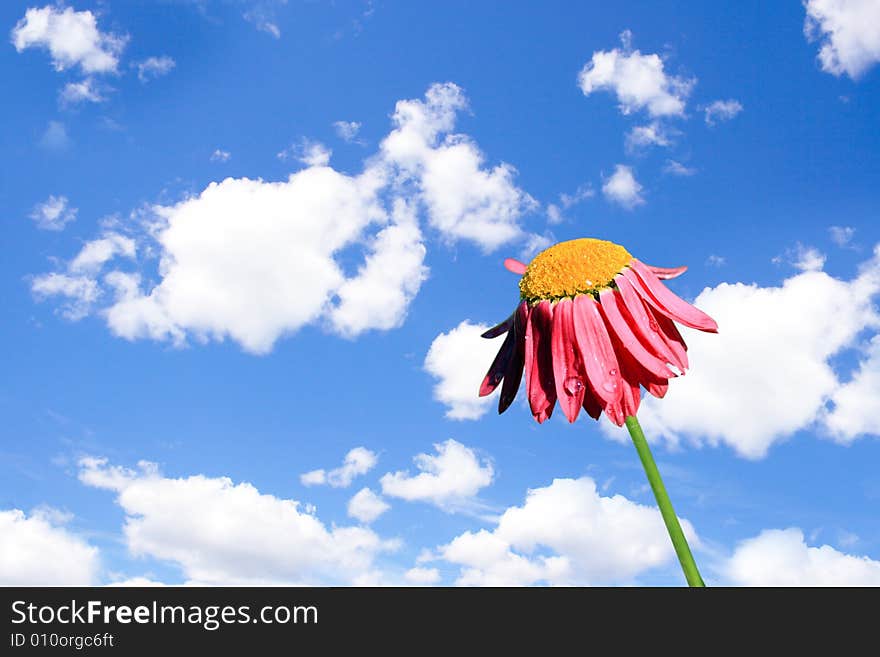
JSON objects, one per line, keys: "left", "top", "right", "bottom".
{"left": 11, "top": 5, "right": 126, "bottom": 74}
{"left": 381, "top": 82, "right": 537, "bottom": 252}
{"left": 625, "top": 122, "right": 672, "bottom": 151}
{"left": 210, "top": 149, "right": 231, "bottom": 163}
{"left": 663, "top": 159, "right": 697, "bottom": 176}
{"left": 404, "top": 566, "right": 441, "bottom": 585}
{"left": 31, "top": 273, "right": 100, "bottom": 320}
{"left": 69, "top": 233, "right": 136, "bottom": 274}
{"left": 380, "top": 439, "right": 494, "bottom": 510}
{"left": 135, "top": 55, "right": 176, "bottom": 82}
{"left": 829, "top": 225, "right": 855, "bottom": 248}
{"left": 602, "top": 164, "right": 645, "bottom": 209}
{"left": 31, "top": 232, "right": 136, "bottom": 320}
{"left": 59, "top": 78, "right": 105, "bottom": 105}
{"left": 78, "top": 456, "right": 397, "bottom": 585}
{"left": 723, "top": 528, "right": 880, "bottom": 585}
{"left": 704, "top": 99, "right": 743, "bottom": 126}
{"left": 327, "top": 199, "right": 428, "bottom": 337}
{"left": 0, "top": 508, "right": 99, "bottom": 585}
{"left": 29, "top": 195, "right": 77, "bottom": 230}
{"left": 804, "top": 0, "right": 880, "bottom": 79}
{"left": 578, "top": 31, "right": 694, "bottom": 118}
{"left": 40, "top": 120, "right": 70, "bottom": 150}
{"left": 613, "top": 245, "right": 880, "bottom": 459}
{"left": 424, "top": 320, "right": 501, "bottom": 420}
{"left": 333, "top": 120, "right": 362, "bottom": 142}
{"left": 825, "top": 334, "right": 880, "bottom": 441}
{"left": 546, "top": 183, "right": 594, "bottom": 224}
{"left": 773, "top": 242, "right": 827, "bottom": 272}
{"left": 277, "top": 139, "right": 332, "bottom": 167}
{"left": 347, "top": 488, "right": 390, "bottom": 524}
{"left": 33, "top": 84, "right": 536, "bottom": 353}
{"left": 431, "top": 477, "right": 697, "bottom": 586}
{"left": 300, "top": 447, "right": 378, "bottom": 488}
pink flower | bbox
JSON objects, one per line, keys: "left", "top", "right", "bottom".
{"left": 479, "top": 238, "right": 718, "bottom": 426}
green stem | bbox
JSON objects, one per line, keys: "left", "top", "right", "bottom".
{"left": 625, "top": 415, "right": 705, "bottom": 587}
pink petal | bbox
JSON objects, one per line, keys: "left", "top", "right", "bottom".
{"left": 479, "top": 329, "right": 515, "bottom": 396}
{"left": 608, "top": 324, "right": 671, "bottom": 400}
{"left": 652, "top": 309, "right": 690, "bottom": 372}
{"left": 498, "top": 302, "right": 529, "bottom": 414}
{"left": 504, "top": 258, "right": 528, "bottom": 275}
{"left": 626, "top": 260, "right": 718, "bottom": 333}
{"left": 481, "top": 313, "right": 514, "bottom": 339}
{"left": 621, "top": 379, "right": 641, "bottom": 418}
{"left": 598, "top": 289, "right": 676, "bottom": 380}
{"left": 644, "top": 264, "right": 688, "bottom": 280}
{"left": 525, "top": 300, "right": 557, "bottom": 423}
{"left": 646, "top": 380, "right": 668, "bottom": 398}
{"left": 550, "top": 298, "right": 585, "bottom": 423}
{"left": 613, "top": 275, "right": 687, "bottom": 372}
{"left": 603, "top": 400, "right": 627, "bottom": 427}
{"left": 582, "top": 389, "right": 603, "bottom": 420}
{"left": 571, "top": 295, "right": 623, "bottom": 406}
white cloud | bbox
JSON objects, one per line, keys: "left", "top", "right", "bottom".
{"left": 774, "top": 243, "right": 827, "bottom": 271}
{"left": 381, "top": 82, "right": 537, "bottom": 252}
{"left": 380, "top": 439, "right": 494, "bottom": 510}
{"left": 333, "top": 120, "right": 362, "bottom": 142}
{"left": 433, "top": 477, "right": 697, "bottom": 586}
{"left": 804, "top": 0, "right": 880, "bottom": 79}
{"left": 101, "top": 166, "right": 408, "bottom": 354}
{"left": 34, "top": 84, "right": 535, "bottom": 352}
{"left": 40, "top": 120, "right": 70, "bottom": 150}
{"left": 327, "top": 199, "right": 428, "bottom": 337}
{"left": 70, "top": 233, "right": 136, "bottom": 274}
{"left": 135, "top": 55, "right": 176, "bottom": 82}
{"left": 519, "top": 233, "right": 552, "bottom": 260}
{"left": 210, "top": 149, "right": 231, "bottom": 163}
{"left": 31, "top": 232, "right": 136, "bottom": 320}
{"left": 547, "top": 183, "right": 595, "bottom": 224}
{"left": 793, "top": 245, "right": 827, "bottom": 272}
{"left": 242, "top": 1, "right": 286, "bottom": 39}
{"left": 59, "top": 78, "right": 104, "bottom": 105}
{"left": 404, "top": 566, "right": 441, "bottom": 585}
{"left": 723, "top": 528, "right": 880, "bottom": 586}
{"left": 578, "top": 31, "right": 694, "bottom": 118}
{"left": 11, "top": 5, "right": 126, "bottom": 74}
{"left": 625, "top": 122, "right": 672, "bottom": 150}
{"left": 663, "top": 159, "right": 697, "bottom": 176}
{"left": 706, "top": 254, "right": 727, "bottom": 267}
{"left": 277, "top": 139, "right": 332, "bottom": 167}
{"left": 0, "top": 508, "right": 99, "bottom": 585}
{"left": 829, "top": 225, "right": 855, "bottom": 247}
{"left": 704, "top": 99, "right": 743, "bottom": 126}
{"left": 602, "top": 164, "right": 645, "bottom": 209}
{"left": 825, "top": 334, "right": 880, "bottom": 441}
{"left": 619, "top": 246, "right": 880, "bottom": 459}
{"left": 29, "top": 194, "right": 77, "bottom": 230}
{"left": 31, "top": 273, "right": 100, "bottom": 320}
{"left": 347, "top": 488, "right": 390, "bottom": 524}
{"left": 424, "top": 320, "right": 501, "bottom": 420}
{"left": 300, "top": 447, "right": 378, "bottom": 488}
{"left": 78, "top": 456, "right": 397, "bottom": 585}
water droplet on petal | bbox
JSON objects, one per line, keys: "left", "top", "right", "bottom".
{"left": 602, "top": 379, "right": 619, "bottom": 393}
{"left": 609, "top": 368, "right": 618, "bottom": 377}
{"left": 648, "top": 318, "right": 660, "bottom": 332}
{"left": 564, "top": 376, "right": 584, "bottom": 394}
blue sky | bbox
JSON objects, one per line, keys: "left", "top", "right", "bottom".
{"left": 2, "top": 0, "right": 880, "bottom": 586}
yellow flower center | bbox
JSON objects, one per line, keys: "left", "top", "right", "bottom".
{"left": 519, "top": 238, "right": 632, "bottom": 301}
